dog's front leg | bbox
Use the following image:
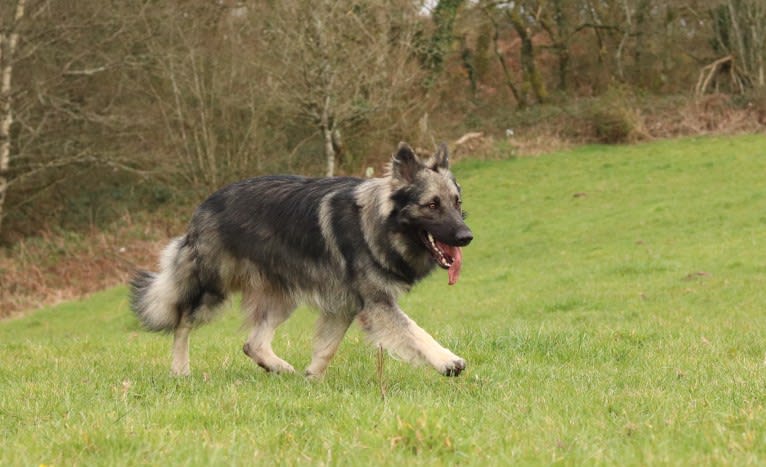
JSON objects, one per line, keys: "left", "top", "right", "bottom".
{"left": 357, "top": 303, "right": 465, "bottom": 376}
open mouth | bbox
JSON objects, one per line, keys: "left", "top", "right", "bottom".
{"left": 420, "top": 231, "right": 463, "bottom": 285}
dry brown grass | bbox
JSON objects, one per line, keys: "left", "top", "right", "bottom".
{"left": 0, "top": 213, "right": 184, "bottom": 319}
{"left": 644, "top": 94, "right": 765, "bottom": 138}
{"left": 491, "top": 93, "right": 766, "bottom": 157}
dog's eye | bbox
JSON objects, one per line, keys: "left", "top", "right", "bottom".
{"left": 427, "top": 197, "right": 440, "bottom": 210}
{"left": 455, "top": 197, "right": 462, "bottom": 208}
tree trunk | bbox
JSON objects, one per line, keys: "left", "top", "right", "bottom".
{"left": 727, "top": 0, "right": 749, "bottom": 77}
{"left": 323, "top": 125, "right": 335, "bottom": 177}
{"left": 427, "top": 0, "right": 464, "bottom": 75}
{"left": 484, "top": 6, "right": 526, "bottom": 108}
{"left": 321, "top": 96, "right": 335, "bottom": 177}
{"left": 507, "top": 8, "right": 547, "bottom": 104}
{"left": 552, "top": 0, "right": 569, "bottom": 92}
{"left": 557, "top": 46, "right": 570, "bottom": 91}
{"left": 0, "top": 0, "right": 26, "bottom": 235}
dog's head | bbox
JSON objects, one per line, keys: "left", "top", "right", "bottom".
{"left": 389, "top": 143, "right": 473, "bottom": 284}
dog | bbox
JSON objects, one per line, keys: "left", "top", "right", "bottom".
{"left": 130, "top": 142, "right": 473, "bottom": 378}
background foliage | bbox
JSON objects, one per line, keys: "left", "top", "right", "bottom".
{"left": 0, "top": 0, "right": 764, "bottom": 241}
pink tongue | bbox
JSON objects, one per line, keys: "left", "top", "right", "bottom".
{"left": 437, "top": 243, "right": 462, "bottom": 285}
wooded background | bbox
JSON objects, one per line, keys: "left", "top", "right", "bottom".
{"left": 0, "top": 0, "right": 764, "bottom": 242}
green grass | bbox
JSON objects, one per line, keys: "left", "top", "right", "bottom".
{"left": 2, "top": 134, "right": 766, "bottom": 465}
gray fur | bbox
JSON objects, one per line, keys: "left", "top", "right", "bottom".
{"left": 130, "top": 143, "right": 473, "bottom": 378}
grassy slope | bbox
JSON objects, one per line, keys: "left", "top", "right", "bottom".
{"left": 2, "top": 134, "right": 766, "bottom": 465}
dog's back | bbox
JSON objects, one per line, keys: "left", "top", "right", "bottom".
{"left": 194, "top": 175, "right": 366, "bottom": 297}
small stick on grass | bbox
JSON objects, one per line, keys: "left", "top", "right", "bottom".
{"left": 376, "top": 344, "right": 386, "bottom": 401}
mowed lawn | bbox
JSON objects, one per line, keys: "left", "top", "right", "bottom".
{"left": 2, "top": 134, "right": 766, "bottom": 465}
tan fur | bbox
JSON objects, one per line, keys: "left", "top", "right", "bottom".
{"left": 305, "top": 312, "right": 355, "bottom": 377}
{"left": 171, "top": 314, "right": 192, "bottom": 376}
{"left": 142, "top": 238, "right": 186, "bottom": 331}
{"left": 241, "top": 286, "right": 296, "bottom": 373}
{"left": 357, "top": 304, "right": 464, "bottom": 374}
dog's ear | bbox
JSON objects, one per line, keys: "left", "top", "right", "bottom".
{"left": 430, "top": 143, "right": 450, "bottom": 170}
{"left": 391, "top": 142, "right": 423, "bottom": 183}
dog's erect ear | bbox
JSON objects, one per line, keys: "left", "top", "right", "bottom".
{"left": 430, "top": 143, "right": 450, "bottom": 170}
{"left": 391, "top": 142, "right": 423, "bottom": 183}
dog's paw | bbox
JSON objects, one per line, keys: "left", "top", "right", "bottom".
{"left": 261, "top": 360, "right": 296, "bottom": 374}
{"left": 243, "top": 342, "right": 295, "bottom": 374}
{"left": 304, "top": 369, "right": 324, "bottom": 380}
{"left": 170, "top": 368, "right": 191, "bottom": 377}
{"left": 441, "top": 357, "right": 466, "bottom": 377}
{"left": 170, "top": 361, "right": 191, "bottom": 377}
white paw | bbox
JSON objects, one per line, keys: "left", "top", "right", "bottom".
{"left": 440, "top": 357, "right": 466, "bottom": 377}
{"left": 429, "top": 348, "right": 466, "bottom": 376}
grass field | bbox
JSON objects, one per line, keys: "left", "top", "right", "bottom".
{"left": 2, "top": 134, "right": 766, "bottom": 465}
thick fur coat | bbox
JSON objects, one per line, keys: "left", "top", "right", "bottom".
{"left": 131, "top": 143, "right": 473, "bottom": 377}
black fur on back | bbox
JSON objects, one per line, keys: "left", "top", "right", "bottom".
{"left": 130, "top": 162, "right": 469, "bottom": 329}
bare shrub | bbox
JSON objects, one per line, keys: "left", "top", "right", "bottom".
{"left": 587, "top": 87, "right": 646, "bottom": 144}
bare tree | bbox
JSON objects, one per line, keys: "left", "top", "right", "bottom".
{"left": 261, "top": 0, "right": 425, "bottom": 176}
{"left": 0, "top": 0, "right": 26, "bottom": 234}
{"left": 505, "top": 3, "right": 548, "bottom": 103}
{"left": 1, "top": 0, "right": 163, "bottom": 236}
{"left": 482, "top": 3, "right": 527, "bottom": 107}
{"left": 708, "top": 0, "right": 766, "bottom": 91}
{"left": 138, "top": 2, "right": 268, "bottom": 189}
{"left": 481, "top": 1, "right": 549, "bottom": 106}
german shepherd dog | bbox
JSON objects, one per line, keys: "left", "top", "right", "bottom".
{"left": 130, "top": 143, "right": 473, "bottom": 378}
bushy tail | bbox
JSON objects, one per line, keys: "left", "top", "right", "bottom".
{"left": 130, "top": 237, "right": 189, "bottom": 332}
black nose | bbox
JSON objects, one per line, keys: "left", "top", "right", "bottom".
{"left": 454, "top": 228, "right": 473, "bottom": 247}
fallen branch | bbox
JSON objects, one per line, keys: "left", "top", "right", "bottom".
{"left": 695, "top": 55, "right": 748, "bottom": 96}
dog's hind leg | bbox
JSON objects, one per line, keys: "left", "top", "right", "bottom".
{"left": 171, "top": 313, "right": 193, "bottom": 377}
{"left": 305, "top": 312, "right": 354, "bottom": 378}
{"left": 242, "top": 289, "right": 296, "bottom": 373}
{"left": 358, "top": 303, "right": 466, "bottom": 377}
